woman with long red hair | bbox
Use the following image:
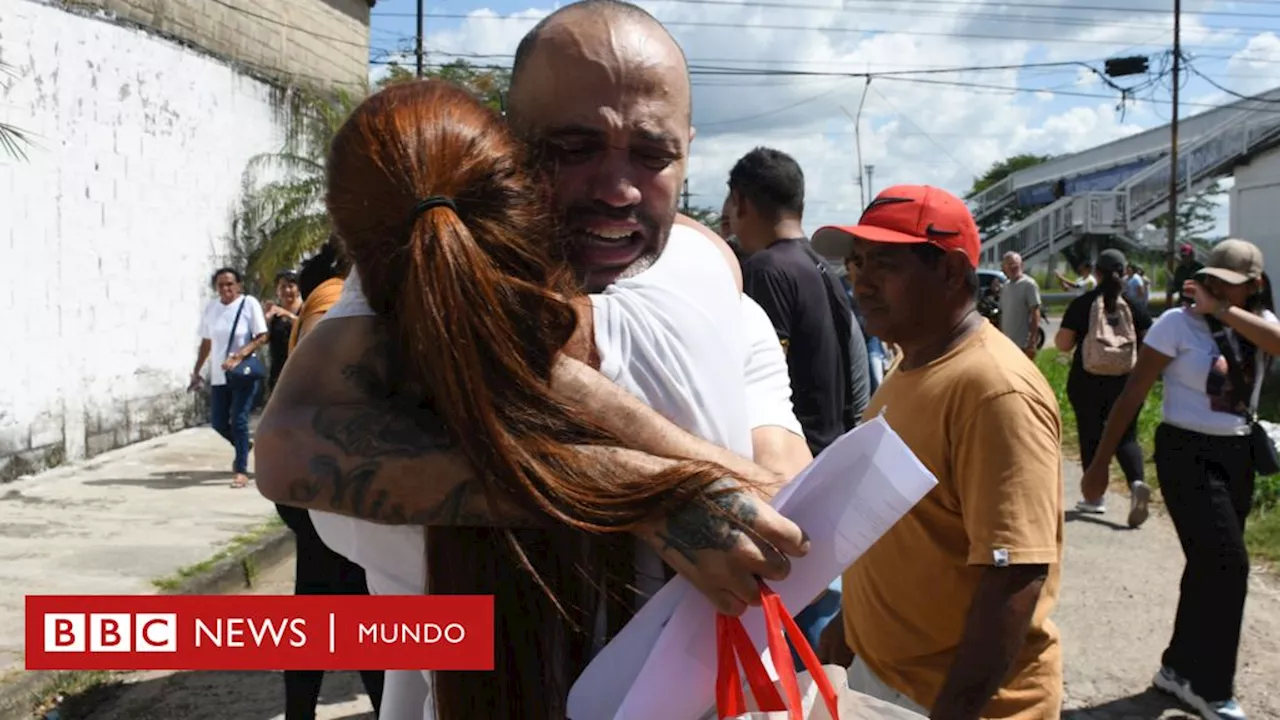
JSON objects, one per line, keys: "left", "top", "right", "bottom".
{"left": 324, "top": 79, "right": 802, "bottom": 718}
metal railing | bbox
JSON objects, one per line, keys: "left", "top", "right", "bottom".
{"left": 965, "top": 175, "right": 1016, "bottom": 223}
{"left": 977, "top": 196, "right": 1076, "bottom": 266}
{"left": 978, "top": 104, "right": 1280, "bottom": 266}
{"left": 1119, "top": 108, "right": 1280, "bottom": 232}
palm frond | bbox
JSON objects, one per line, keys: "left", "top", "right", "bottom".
{"left": 0, "top": 122, "right": 30, "bottom": 161}
{"left": 248, "top": 213, "right": 332, "bottom": 286}
{"left": 245, "top": 150, "right": 323, "bottom": 179}
{"left": 0, "top": 60, "right": 31, "bottom": 161}
{"left": 229, "top": 88, "right": 358, "bottom": 285}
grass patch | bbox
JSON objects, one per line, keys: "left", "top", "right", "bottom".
{"left": 30, "top": 670, "right": 126, "bottom": 719}
{"left": 1036, "top": 348, "right": 1280, "bottom": 564}
{"left": 150, "top": 516, "right": 284, "bottom": 592}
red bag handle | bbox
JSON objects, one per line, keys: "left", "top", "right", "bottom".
{"left": 715, "top": 580, "right": 840, "bottom": 720}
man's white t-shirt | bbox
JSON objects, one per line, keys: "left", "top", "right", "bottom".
{"left": 1144, "top": 306, "right": 1279, "bottom": 436}
{"left": 309, "top": 224, "right": 802, "bottom": 719}
{"left": 199, "top": 295, "right": 268, "bottom": 386}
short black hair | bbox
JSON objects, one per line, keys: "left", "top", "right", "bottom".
{"left": 211, "top": 267, "right": 241, "bottom": 287}
{"left": 275, "top": 269, "right": 299, "bottom": 285}
{"left": 727, "top": 147, "right": 805, "bottom": 221}
{"left": 297, "top": 238, "right": 351, "bottom": 301}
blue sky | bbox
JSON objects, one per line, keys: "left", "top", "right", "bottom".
{"left": 363, "top": 0, "right": 1280, "bottom": 235}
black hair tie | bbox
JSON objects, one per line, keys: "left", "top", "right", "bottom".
{"left": 411, "top": 195, "right": 457, "bottom": 221}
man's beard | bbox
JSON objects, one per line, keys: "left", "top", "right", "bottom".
{"left": 557, "top": 199, "right": 677, "bottom": 291}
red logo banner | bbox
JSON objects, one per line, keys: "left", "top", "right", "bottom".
{"left": 25, "top": 595, "right": 494, "bottom": 671}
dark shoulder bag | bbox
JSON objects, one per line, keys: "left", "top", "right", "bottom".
{"left": 799, "top": 242, "right": 865, "bottom": 430}
{"left": 1206, "top": 316, "right": 1280, "bottom": 475}
{"left": 225, "top": 298, "right": 268, "bottom": 388}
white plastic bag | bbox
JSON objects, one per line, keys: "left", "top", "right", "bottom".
{"left": 715, "top": 664, "right": 927, "bottom": 720}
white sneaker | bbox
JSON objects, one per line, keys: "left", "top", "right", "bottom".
{"left": 1075, "top": 498, "right": 1106, "bottom": 514}
{"left": 1153, "top": 666, "right": 1247, "bottom": 720}
{"left": 1128, "top": 481, "right": 1152, "bottom": 528}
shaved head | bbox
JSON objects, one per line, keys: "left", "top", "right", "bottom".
{"left": 510, "top": 0, "right": 690, "bottom": 120}
{"left": 503, "top": 0, "right": 695, "bottom": 292}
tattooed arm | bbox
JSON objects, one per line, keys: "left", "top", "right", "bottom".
{"left": 258, "top": 315, "right": 783, "bottom": 521}
{"left": 257, "top": 315, "right": 806, "bottom": 613}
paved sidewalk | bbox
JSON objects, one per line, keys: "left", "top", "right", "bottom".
{"left": 62, "top": 554, "right": 376, "bottom": 720}
{"left": 0, "top": 423, "right": 281, "bottom": 677}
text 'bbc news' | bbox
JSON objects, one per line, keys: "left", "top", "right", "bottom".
{"left": 25, "top": 594, "right": 494, "bottom": 671}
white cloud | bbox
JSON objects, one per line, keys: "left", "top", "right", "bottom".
{"left": 399, "top": 0, "right": 1275, "bottom": 233}
{"left": 1223, "top": 32, "right": 1280, "bottom": 96}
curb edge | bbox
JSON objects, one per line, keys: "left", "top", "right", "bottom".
{"left": 0, "top": 527, "right": 294, "bottom": 719}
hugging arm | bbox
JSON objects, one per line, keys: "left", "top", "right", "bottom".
{"left": 255, "top": 315, "right": 806, "bottom": 613}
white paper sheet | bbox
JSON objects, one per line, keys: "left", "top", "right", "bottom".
{"left": 566, "top": 415, "right": 939, "bottom": 720}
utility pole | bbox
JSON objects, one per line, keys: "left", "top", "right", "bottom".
{"left": 415, "top": 0, "right": 425, "bottom": 78}
{"left": 865, "top": 165, "right": 876, "bottom": 200}
{"left": 681, "top": 178, "right": 691, "bottom": 213}
{"left": 1166, "top": 0, "right": 1182, "bottom": 305}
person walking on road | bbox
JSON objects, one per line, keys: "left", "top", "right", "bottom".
{"left": 1081, "top": 238, "right": 1280, "bottom": 720}
{"left": 999, "top": 251, "right": 1043, "bottom": 360}
{"left": 263, "top": 269, "right": 303, "bottom": 396}
{"left": 1055, "top": 248, "right": 1154, "bottom": 527}
{"left": 816, "top": 185, "right": 1065, "bottom": 719}
{"left": 272, "top": 243, "right": 385, "bottom": 720}
{"left": 188, "top": 268, "right": 268, "bottom": 489}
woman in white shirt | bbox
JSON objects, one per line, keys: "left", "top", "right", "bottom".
{"left": 1080, "top": 239, "right": 1280, "bottom": 720}
{"left": 188, "top": 268, "right": 269, "bottom": 488}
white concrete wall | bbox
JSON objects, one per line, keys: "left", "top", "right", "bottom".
{"left": 1231, "top": 145, "right": 1280, "bottom": 308}
{"left": 0, "top": 0, "right": 292, "bottom": 479}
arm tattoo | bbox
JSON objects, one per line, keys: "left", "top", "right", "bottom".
{"left": 288, "top": 454, "right": 511, "bottom": 526}
{"left": 654, "top": 482, "right": 759, "bottom": 565}
{"left": 312, "top": 404, "right": 454, "bottom": 458}
{"left": 311, "top": 322, "right": 455, "bottom": 458}
{"left": 285, "top": 323, "right": 540, "bottom": 526}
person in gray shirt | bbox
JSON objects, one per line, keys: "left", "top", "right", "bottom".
{"left": 999, "top": 251, "right": 1043, "bottom": 359}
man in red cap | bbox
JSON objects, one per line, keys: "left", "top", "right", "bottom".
{"left": 814, "top": 185, "right": 1065, "bottom": 719}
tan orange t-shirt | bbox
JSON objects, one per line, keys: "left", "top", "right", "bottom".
{"left": 842, "top": 320, "right": 1064, "bottom": 719}
{"left": 288, "top": 277, "right": 345, "bottom": 352}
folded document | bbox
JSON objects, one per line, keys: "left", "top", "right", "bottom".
{"left": 567, "top": 415, "right": 939, "bottom": 720}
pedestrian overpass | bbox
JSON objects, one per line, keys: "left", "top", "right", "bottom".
{"left": 972, "top": 85, "right": 1280, "bottom": 268}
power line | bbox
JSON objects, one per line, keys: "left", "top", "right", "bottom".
{"left": 658, "top": 0, "right": 1280, "bottom": 21}
{"left": 868, "top": 83, "right": 979, "bottom": 177}
{"left": 647, "top": 0, "right": 1280, "bottom": 37}
{"left": 371, "top": 57, "right": 1280, "bottom": 122}
{"left": 1191, "top": 52, "right": 1280, "bottom": 66}
{"left": 207, "top": 0, "right": 371, "bottom": 50}
{"left": 695, "top": 80, "right": 854, "bottom": 128}
{"left": 369, "top": 11, "right": 1216, "bottom": 47}
{"left": 1186, "top": 61, "right": 1280, "bottom": 103}
{"left": 390, "top": 47, "right": 1131, "bottom": 73}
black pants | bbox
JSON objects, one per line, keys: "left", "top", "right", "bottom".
{"left": 1155, "top": 423, "right": 1254, "bottom": 702}
{"left": 1069, "top": 380, "right": 1145, "bottom": 487}
{"left": 276, "top": 504, "right": 386, "bottom": 719}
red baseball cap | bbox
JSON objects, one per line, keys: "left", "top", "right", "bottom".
{"left": 811, "top": 185, "right": 981, "bottom": 269}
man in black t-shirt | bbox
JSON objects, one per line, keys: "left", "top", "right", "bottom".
{"left": 724, "top": 146, "right": 866, "bottom": 456}
{"left": 724, "top": 145, "right": 866, "bottom": 667}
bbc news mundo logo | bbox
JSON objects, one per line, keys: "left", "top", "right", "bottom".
{"left": 26, "top": 595, "right": 493, "bottom": 671}
{"left": 44, "top": 613, "right": 178, "bottom": 653}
